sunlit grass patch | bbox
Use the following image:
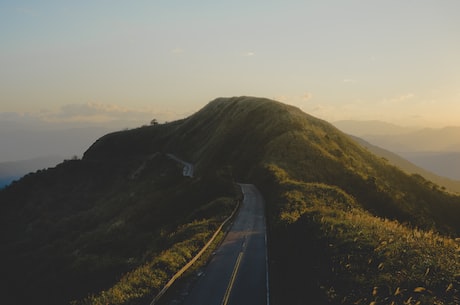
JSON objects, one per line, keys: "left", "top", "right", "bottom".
{"left": 74, "top": 200, "right": 236, "bottom": 305}
{"left": 275, "top": 180, "right": 460, "bottom": 304}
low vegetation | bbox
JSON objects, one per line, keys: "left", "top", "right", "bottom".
{"left": 0, "top": 152, "right": 236, "bottom": 305}
{"left": 259, "top": 165, "right": 460, "bottom": 304}
{"left": 170, "top": 97, "right": 460, "bottom": 303}
{"left": 2, "top": 96, "right": 460, "bottom": 304}
{"left": 75, "top": 209, "right": 233, "bottom": 305}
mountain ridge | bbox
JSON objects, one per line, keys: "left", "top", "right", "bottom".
{"left": 2, "top": 96, "right": 460, "bottom": 305}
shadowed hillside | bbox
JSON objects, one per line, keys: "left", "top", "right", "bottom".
{"left": 0, "top": 143, "right": 237, "bottom": 305}
{"left": 2, "top": 96, "right": 460, "bottom": 305}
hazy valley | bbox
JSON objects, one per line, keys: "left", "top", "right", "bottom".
{"left": 334, "top": 120, "right": 460, "bottom": 180}
{"left": 0, "top": 117, "right": 144, "bottom": 188}
{"left": 0, "top": 156, "right": 64, "bottom": 189}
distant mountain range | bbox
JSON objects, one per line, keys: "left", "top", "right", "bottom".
{"left": 2, "top": 97, "right": 460, "bottom": 304}
{"left": 398, "top": 151, "right": 460, "bottom": 181}
{"left": 334, "top": 120, "right": 460, "bottom": 180}
{"left": 0, "top": 116, "right": 137, "bottom": 188}
{"left": 0, "top": 125, "right": 111, "bottom": 163}
{"left": 0, "top": 178, "right": 15, "bottom": 189}
{"left": 350, "top": 136, "right": 460, "bottom": 193}
{"left": 0, "top": 155, "right": 64, "bottom": 188}
{"left": 332, "top": 120, "right": 418, "bottom": 136}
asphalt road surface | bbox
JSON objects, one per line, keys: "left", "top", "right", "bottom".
{"left": 183, "top": 184, "right": 269, "bottom": 305}
{"left": 166, "top": 154, "right": 194, "bottom": 177}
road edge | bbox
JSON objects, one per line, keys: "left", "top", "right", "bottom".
{"left": 149, "top": 195, "right": 242, "bottom": 305}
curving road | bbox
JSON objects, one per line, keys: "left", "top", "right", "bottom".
{"left": 166, "top": 154, "right": 194, "bottom": 177}
{"left": 183, "top": 184, "right": 269, "bottom": 305}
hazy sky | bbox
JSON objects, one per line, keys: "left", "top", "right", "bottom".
{"left": 1, "top": 0, "right": 459, "bottom": 127}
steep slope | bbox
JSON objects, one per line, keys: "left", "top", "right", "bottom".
{"left": 145, "top": 97, "right": 460, "bottom": 233}
{"left": 0, "top": 129, "right": 237, "bottom": 305}
{"left": 2, "top": 96, "right": 460, "bottom": 305}
{"left": 158, "top": 97, "right": 460, "bottom": 304}
{"left": 87, "top": 97, "right": 460, "bottom": 303}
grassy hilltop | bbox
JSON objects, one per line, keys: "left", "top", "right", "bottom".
{"left": 2, "top": 96, "right": 460, "bottom": 304}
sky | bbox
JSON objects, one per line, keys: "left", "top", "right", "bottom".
{"left": 1, "top": 0, "right": 460, "bottom": 128}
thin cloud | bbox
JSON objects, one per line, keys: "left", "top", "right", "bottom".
{"left": 171, "top": 48, "right": 185, "bottom": 55}
{"left": 15, "top": 7, "right": 40, "bottom": 17}
{"left": 0, "top": 112, "right": 29, "bottom": 120}
{"left": 273, "top": 93, "right": 314, "bottom": 110}
{"left": 274, "top": 95, "right": 288, "bottom": 102}
{"left": 54, "top": 103, "right": 134, "bottom": 119}
{"left": 302, "top": 92, "right": 313, "bottom": 101}
{"left": 343, "top": 78, "right": 357, "bottom": 83}
{"left": 384, "top": 93, "right": 415, "bottom": 104}
{"left": 274, "top": 93, "right": 312, "bottom": 103}
{"left": 243, "top": 51, "right": 255, "bottom": 57}
{"left": 36, "top": 103, "right": 181, "bottom": 125}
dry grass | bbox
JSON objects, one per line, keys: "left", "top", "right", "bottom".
{"left": 72, "top": 198, "right": 236, "bottom": 305}
{"left": 263, "top": 165, "right": 460, "bottom": 304}
{"left": 76, "top": 221, "right": 211, "bottom": 305}
{"left": 315, "top": 206, "right": 460, "bottom": 304}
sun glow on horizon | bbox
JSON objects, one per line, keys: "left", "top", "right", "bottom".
{"left": 0, "top": 1, "right": 459, "bottom": 128}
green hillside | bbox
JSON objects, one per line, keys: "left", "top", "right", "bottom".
{"left": 158, "top": 97, "right": 460, "bottom": 232}
{"left": 2, "top": 96, "right": 460, "bottom": 304}
{"left": 0, "top": 147, "right": 237, "bottom": 305}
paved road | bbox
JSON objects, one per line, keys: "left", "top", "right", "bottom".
{"left": 166, "top": 154, "right": 194, "bottom": 177}
{"left": 183, "top": 184, "right": 269, "bottom": 305}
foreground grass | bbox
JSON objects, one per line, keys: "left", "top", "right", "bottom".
{"left": 308, "top": 206, "right": 460, "bottom": 304}
{"left": 74, "top": 198, "right": 236, "bottom": 305}
{"left": 259, "top": 165, "right": 460, "bottom": 304}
